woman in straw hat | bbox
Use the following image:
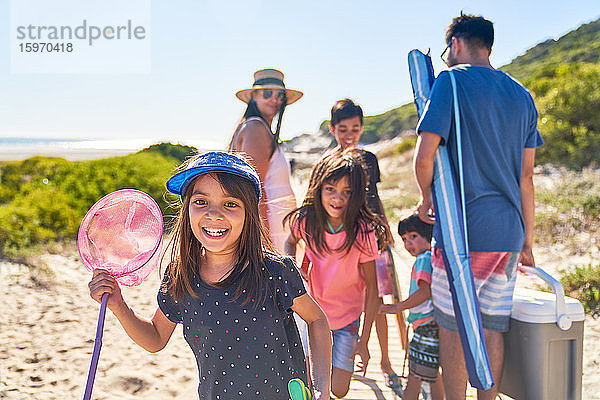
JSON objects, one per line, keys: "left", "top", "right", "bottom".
{"left": 228, "top": 68, "right": 303, "bottom": 252}
{"left": 228, "top": 70, "right": 313, "bottom": 384}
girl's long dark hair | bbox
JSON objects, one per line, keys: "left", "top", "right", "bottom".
{"left": 284, "top": 150, "right": 389, "bottom": 255}
{"left": 228, "top": 92, "right": 287, "bottom": 154}
{"left": 162, "top": 170, "right": 275, "bottom": 306}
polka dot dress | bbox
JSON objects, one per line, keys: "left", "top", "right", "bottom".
{"left": 158, "top": 254, "right": 307, "bottom": 399}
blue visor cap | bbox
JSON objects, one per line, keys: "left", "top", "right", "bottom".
{"left": 166, "top": 151, "right": 262, "bottom": 201}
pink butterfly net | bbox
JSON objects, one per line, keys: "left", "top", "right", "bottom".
{"left": 78, "top": 189, "right": 163, "bottom": 400}
{"left": 78, "top": 189, "right": 163, "bottom": 286}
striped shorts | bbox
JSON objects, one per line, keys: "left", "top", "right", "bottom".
{"left": 408, "top": 323, "right": 440, "bottom": 382}
{"left": 431, "top": 248, "right": 519, "bottom": 333}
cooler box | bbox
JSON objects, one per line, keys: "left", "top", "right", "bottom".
{"left": 500, "top": 266, "right": 585, "bottom": 400}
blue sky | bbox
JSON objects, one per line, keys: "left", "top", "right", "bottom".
{"left": 1, "top": 0, "right": 598, "bottom": 149}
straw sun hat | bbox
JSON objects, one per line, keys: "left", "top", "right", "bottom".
{"left": 236, "top": 69, "right": 303, "bottom": 105}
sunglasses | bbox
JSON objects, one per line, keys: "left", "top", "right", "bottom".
{"left": 259, "top": 89, "right": 286, "bottom": 100}
{"left": 440, "top": 33, "right": 465, "bottom": 63}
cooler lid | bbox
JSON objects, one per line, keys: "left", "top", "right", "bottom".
{"left": 511, "top": 288, "right": 585, "bottom": 324}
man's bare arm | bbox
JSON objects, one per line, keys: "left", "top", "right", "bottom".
{"left": 519, "top": 148, "right": 536, "bottom": 266}
{"left": 413, "top": 132, "right": 442, "bottom": 224}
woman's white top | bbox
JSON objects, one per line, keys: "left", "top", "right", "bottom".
{"left": 235, "top": 117, "right": 297, "bottom": 252}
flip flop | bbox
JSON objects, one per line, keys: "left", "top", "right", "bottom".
{"left": 383, "top": 372, "right": 403, "bottom": 397}
{"left": 288, "top": 378, "right": 312, "bottom": 400}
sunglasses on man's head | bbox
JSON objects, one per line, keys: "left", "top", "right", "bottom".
{"left": 260, "top": 89, "right": 286, "bottom": 100}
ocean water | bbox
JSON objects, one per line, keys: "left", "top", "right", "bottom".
{"left": 0, "top": 137, "right": 223, "bottom": 161}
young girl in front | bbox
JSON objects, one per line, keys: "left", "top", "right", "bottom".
{"left": 284, "top": 150, "right": 389, "bottom": 398}
{"left": 88, "top": 151, "right": 332, "bottom": 400}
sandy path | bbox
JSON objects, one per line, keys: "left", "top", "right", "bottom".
{"left": 1, "top": 253, "right": 198, "bottom": 399}
{"left": 1, "top": 249, "right": 599, "bottom": 399}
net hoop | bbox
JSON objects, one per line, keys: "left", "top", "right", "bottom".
{"left": 77, "top": 189, "right": 163, "bottom": 287}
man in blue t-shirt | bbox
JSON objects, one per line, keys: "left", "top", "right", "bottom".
{"left": 413, "top": 13, "right": 543, "bottom": 399}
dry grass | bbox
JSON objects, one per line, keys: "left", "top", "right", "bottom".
{"left": 534, "top": 166, "right": 600, "bottom": 257}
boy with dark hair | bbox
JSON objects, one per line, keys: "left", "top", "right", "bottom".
{"left": 397, "top": 214, "right": 433, "bottom": 242}
{"left": 330, "top": 98, "right": 363, "bottom": 125}
{"left": 327, "top": 98, "right": 404, "bottom": 395}
{"left": 380, "top": 214, "right": 444, "bottom": 400}
{"left": 414, "top": 12, "right": 543, "bottom": 399}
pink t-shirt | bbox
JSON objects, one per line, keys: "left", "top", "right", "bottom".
{"left": 293, "top": 221, "right": 378, "bottom": 330}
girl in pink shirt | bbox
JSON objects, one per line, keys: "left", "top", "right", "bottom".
{"left": 284, "top": 150, "right": 389, "bottom": 398}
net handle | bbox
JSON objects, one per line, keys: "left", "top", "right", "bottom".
{"left": 82, "top": 293, "right": 108, "bottom": 400}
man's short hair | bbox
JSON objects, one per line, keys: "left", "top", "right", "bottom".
{"left": 446, "top": 13, "right": 494, "bottom": 51}
{"left": 398, "top": 214, "right": 433, "bottom": 242}
{"left": 331, "top": 98, "right": 364, "bottom": 126}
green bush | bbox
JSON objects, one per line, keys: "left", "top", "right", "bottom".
{"left": 560, "top": 263, "right": 600, "bottom": 314}
{"left": 0, "top": 188, "right": 78, "bottom": 254}
{"left": 139, "top": 142, "right": 197, "bottom": 163}
{"left": 525, "top": 63, "right": 600, "bottom": 168}
{"left": 0, "top": 157, "right": 70, "bottom": 203}
{"left": 0, "top": 143, "right": 192, "bottom": 257}
{"left": 362, "top": 104, "right": 418, "bottom": 144}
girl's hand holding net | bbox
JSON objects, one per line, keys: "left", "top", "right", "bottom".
{"left": 88, "top": 269, "right": 125, "bottom": 314}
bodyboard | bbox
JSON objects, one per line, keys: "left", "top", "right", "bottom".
{"left": 407, "top": 49, "right": 494, "bottom": 390}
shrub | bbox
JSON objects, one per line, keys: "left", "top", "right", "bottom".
{"left": 526, "top": 63, "right": 600, "bottom": 168}
{"left": 0, "top": 145, "right": 187, "bottom": 257}
{"left": 139, "top": 142, "right": 197, "bottom": 163}
{"left": 0, "top": 188, "right": 78, "bottom": 254}
{"left": 560, "top": 263, "right": 600, "bottom": 314}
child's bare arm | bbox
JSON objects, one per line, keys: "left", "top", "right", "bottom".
{"left": 112, "top": 303, "right": 177, "bottom": 353}
{"left": 292, "top": 294, "right": 332, "bottom": 400}
{"left": 89, "top": 269, "right": 176, "bottom": 353}
{"left": 355, "top": 260, "right": 378, "bottom": 375}
{"left": 380, "top": 280, "right": 431, "bottom": 314}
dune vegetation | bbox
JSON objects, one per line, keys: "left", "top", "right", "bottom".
{"left": 0, "top": 144, "right": 196, "bottom": 258}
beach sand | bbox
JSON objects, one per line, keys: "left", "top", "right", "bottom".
{"left": 1, "top": 253, "right": 199, "bottom": 400}
{"left": 1, "top": 245, "right": 599, "bottom": 399}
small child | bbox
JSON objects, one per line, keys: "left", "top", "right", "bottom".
{"left": 88, "top": 152, "right": 332, "bottom": 400}
{"left": 327, "top": 98, "right": 402, "bottom": 394}
{"left": 284, "top": 150, "right": 389, "bottom": 398}
{"left": 380, "top": 214, "right": 444, "bottom": 400}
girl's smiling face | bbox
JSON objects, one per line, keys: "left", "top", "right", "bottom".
{"left": 188, "top": 174, "right": 245, "bottom": 258}
{"left": 320, "top": 175, "right": 351, "bottom": 225}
